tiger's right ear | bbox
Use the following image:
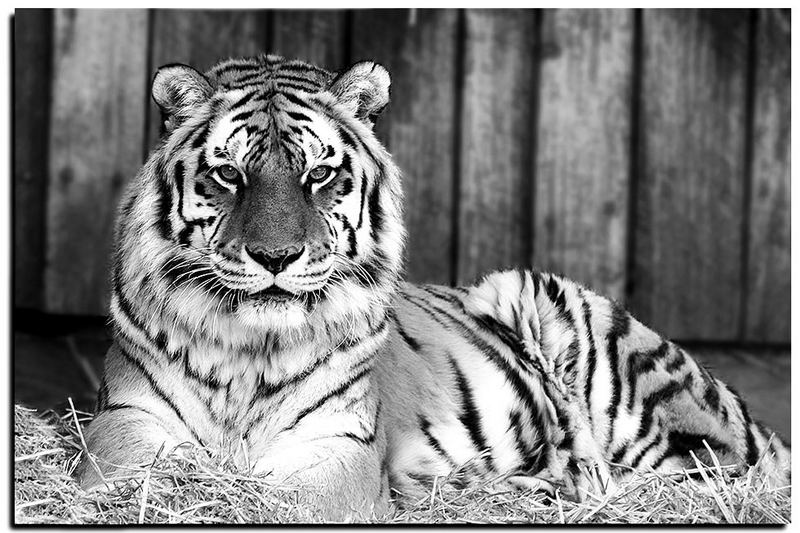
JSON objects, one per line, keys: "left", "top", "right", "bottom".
{"left": 152, "top": 64, "right": 213, "bottom": 133}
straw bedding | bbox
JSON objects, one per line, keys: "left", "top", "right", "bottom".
{"left": 14, "top": 404, "right": 790, "bottom": 524}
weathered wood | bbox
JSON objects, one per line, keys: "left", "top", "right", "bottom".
{"left": 745, "top": 9, "right": 790, "bottom": 343}
{"left": 271, "top": 10, "right": 347, "bottom": 70}
{"left": 147, "top": 10, "right": 268, "bottom": 149}
{"left": 533, "top": 9, "right": 633, "bottom": 300}
{"left": 14, "top": 9, "right": 52, "bottom": 309}
{"left": 630, "top": 10, "right": 749, "bottom": 340}
{"left": 351, "top": 10, "right": 459, "bottom": 284}
{"left": 458, "top": 9, "right": 536, "bottom": 284}
{"left": 45, "top": 9, "right": 149, "bottom": 315}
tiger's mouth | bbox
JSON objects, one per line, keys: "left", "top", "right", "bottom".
{"left": 250, "top": 286, "right": 298, "bottom": 302}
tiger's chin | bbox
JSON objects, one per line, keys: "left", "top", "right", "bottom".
{"left": 235, "top": 300, "right": 310, "bottom": 332}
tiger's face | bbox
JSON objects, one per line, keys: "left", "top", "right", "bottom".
{"left": 130, "top": 56, "right": 404, "bottom": 336}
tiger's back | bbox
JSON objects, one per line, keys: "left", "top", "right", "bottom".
{"left": 379, "top": 271, "right": 790, "bottom": 498}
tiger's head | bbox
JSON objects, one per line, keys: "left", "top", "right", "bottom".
{"left": 115, "top": 55, "right": 405, "bottom": 347}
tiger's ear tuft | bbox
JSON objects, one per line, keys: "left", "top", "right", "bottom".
{"left": 328, "top": 61, "right": 390, "bottom": 126}
{"left": 152, "top": 64, "right": 213, "bottom": 132}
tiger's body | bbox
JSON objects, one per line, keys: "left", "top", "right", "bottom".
{"left": 77, "top": 54, "right": 790, "bottom": 521}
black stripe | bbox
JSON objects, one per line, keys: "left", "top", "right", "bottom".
{"left": 604, "top": 304, "right": 630, "bottom": 449}
{"left": 335, "top": 213, "right": 357, "bottom": 259}
{"left": 274, "top": 73, "right": 322, "bottom": 87}
{"left": 286, "top": 110, "right": 312, "bottom": 122}
{"left": 117, "top": 343, "right": 203, "bottom": 445}
{"left": 635, "top": 376, "right": 690, "bottom": 440}
{"left": 282, "top": 365, "right": 373, "bottom": 433}
{"left": 174, "top": 160, "right": 186, "bottom": 221}
{"left": 652, "top": 431, "right": 730, "bottom": 471}
{"left": 367, "top": 183, "right": 385, "bottom": 242}
{"left": 228, "top": 89, "right": 257, "bottom": 111}
{"left": 337, "top": 125, "right": 359, "bottom": 152}
{"left": 626, "top": 341, "right": 670, "bottom": 411}
{"left": 191, "top": 123, "right": 210, "bottom": 149}
{"left": 581, "top": 297, "right": 598, "bottom": 425}
{"left": 337, "top": 401, "right": 382, "bottom": 447}
{"left": 731, "top": 390, "right": 759, "bottom": 466}
{"left": 356, "top": 171, "right": 368, "bottom": 229}
{"left": 230, "top": 109, "right": 256, "bottom": 123}
{"left": 112, "top": 281, "right": 155, "bottom": 346}
{"left": 447, "top": 354, "right": 493, "bottom": 471}
{"left": 278, "top": 91, "right": 310, "bottom": 109}
{"left": 664, "top": 347, "right": 687, "bottom": 373}
{"left": 419, "top": 415, "right": 456, "bottom": 467}
{"left": 609, "top": 444, "right": 627, "bottom": 466}
{"left": 468, "top": 312, "right": 545, "bottom": 377}
{"left": 224, "top": 123, "right": 249, "bottom": 148}
{"left": 401, "top": 294, "right": 550, "bottom": 448}
{"left": 630, "top": 432, "right": 663, "bottom": 469}
{"left": 508, "top": 410, "right": 545, "bottom": 474}
{"left": 181, "top": 351, "right": 223, "bottom": 390}
{"left": 249, "top": 351, "right": 335, "bottom": 409}
{"left": 392, "top": 316, "right": 422, "bottom": 352}
{"left": 697, "top": 364, "right": 721, "bottom": 413}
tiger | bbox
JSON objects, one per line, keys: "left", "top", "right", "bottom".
{"left": 76, "top": 53, "right": 790, "bottom": 521}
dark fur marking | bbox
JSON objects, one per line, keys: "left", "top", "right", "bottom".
{"left": 419, "top": 415, "right": 456, "bottom": 467}
{"left": 282, "top": 365, "right": 373, "bottom": 433}
{"left": 117, "top": 343, "right": 203, "bottom": 445}
{"left": 447, "top": 353, "right": 493, "bottom": 471}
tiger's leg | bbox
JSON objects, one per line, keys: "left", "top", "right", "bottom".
{"left": 252, "top": 436, "right": 388, "bottom": 520}
{"left": 75, "top": 343, "right": 197, "bottom": 489}
{"left": 612, "top": 335, "right": 791, "bottom": 487}
{"left": 462, "top": 270, "right": 789, "bottom": 498}
{"left": 249, "top": 389, "right": 389, "bottom": 521}
{"left": 75, "top": 407, "right": 185, "bottom": 489}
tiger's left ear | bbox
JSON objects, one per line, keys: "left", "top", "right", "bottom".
{"left": 328, "top": 61, "right": 391, "bottom": 126}
{"left": 152, "top": 63, "right": 213, "bottom": 133}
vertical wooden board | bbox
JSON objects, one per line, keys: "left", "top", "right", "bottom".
{"left": 745, "top": 10, "right": 790, "bottom": 343}
{"left": 458, "top": 9, "right": 536, "bottom": 284}
{"left": 271, "top": 10, "right": 346, "bottom": 70}
{"left": 351, "top": 10, "right": 458, "bottom": 284}
{"left": 14, "top": 9, "right": 52, "bottom": 309}
{"left": 534, "top": 9, "right": 633, "bottom": 300}
{"left": 147, "top": 10, "right": 268, "bottom": 149}
{"left": 45, "top": 9, "right": 149, "bottom": 315}
{"left": 631, "top": 10, "right": 748, "bottom": 340}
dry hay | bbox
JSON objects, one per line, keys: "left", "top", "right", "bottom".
{"left": 14, "top": 403, "right": 790, "bottom": 525}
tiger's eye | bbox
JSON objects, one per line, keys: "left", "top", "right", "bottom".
{"left": 307, "top": 166, "right": 335, "bottom": 184}
{"left": 217, "top": 164, "right": 241, "bottom": 184}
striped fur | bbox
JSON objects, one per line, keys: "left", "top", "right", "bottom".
{"left": 77, "top": 55, "right": 790, "bottom": 520}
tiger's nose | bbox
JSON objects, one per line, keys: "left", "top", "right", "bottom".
{"left": 245, "top": 245, "right": 304, "bottom": 274}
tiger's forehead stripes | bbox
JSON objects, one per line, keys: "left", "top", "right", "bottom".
{"left": 206, "top": 92, "right": 344, "bottom": 173}
{"left": 209, "top": 55, "right": 334, "bottom": 94}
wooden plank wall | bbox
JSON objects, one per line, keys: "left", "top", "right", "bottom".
{"left": 13, "top": 8, "right": 790, "bottom": 345}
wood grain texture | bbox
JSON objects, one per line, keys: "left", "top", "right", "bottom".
{"left": 45, "top": 9, "right": 149, "bottom": 315}
{"left": 351, "top": 10, "right": 458, "bottom": 284}
{"left": 147, "top": 10, "right": 268, "bottom": 149}
{"left": 458, "top": 9, "right": 536, "bottom": 284}
{"left": 630, "top": 10, "right": 749, "bottom": 340}
{"left": 745, "top": 10, "right": 790, "bottom": 343}
{"left": 271, "top": 10, "right": 346, "bottom": 70}
{"left": 534, "top": 9, "right": 633, "bottom": 300}
{"left": 14, "top": 9, "right": 52, "bottom": 309}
